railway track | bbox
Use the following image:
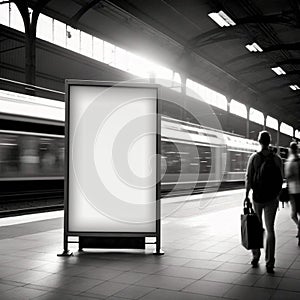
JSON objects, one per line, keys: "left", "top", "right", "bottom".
{"left": 0, "top": 182, "right": 243, "bottom": 218}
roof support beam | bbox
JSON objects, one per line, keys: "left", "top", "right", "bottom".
{"left": 70, "top": 0, "right": 102, "bottom": 28}
{"left": 189, "top": 13, "right": 294, "bottom": 47}
{"left": 278, "top": 59, "right": 300, "bottom": 66}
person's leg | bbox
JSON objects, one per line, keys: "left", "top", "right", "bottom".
{"left": 264, "top": 199, "right": 278, "bottom": 271}
{"left": 295, "top": 194, "right": 300, "bottom": 243}
{"left": 251, "top": 201, "right": 263, "bottom": 265}
{"left": 289, "top": 194, "right": 298, "bottom": 227}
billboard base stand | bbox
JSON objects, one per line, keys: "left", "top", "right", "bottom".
{"left": 153, "top": 249, "right": 164, "bottom": 255}
{"left": 57, "top": 250, "right": 73, "bottom": 257}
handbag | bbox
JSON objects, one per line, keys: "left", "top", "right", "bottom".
{"left": 241, "top": 198, "right": 264, "bottom": 250}
{"left": 279, "top": 181, "right": 289, "bottom": 208}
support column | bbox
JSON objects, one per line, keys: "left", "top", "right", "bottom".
{"left": 180, "top": 73, "right": 187, "bottom": 121}
{"left": 263, "top": 114, "right": 267, "bottom": 131}
{"left": 14, "top": 0, "right": 52, "bottom": 94}
{"left": 277, "top": 121, "right": 281, "bottom": 151}
{"left": 246, "top": 105, "right": 250, "bottom": 139}
{"left": 181, "top": 73, "right": 187, "bottom": 95}
{"left": 226, "top": 97, "right": 231, "bottom": 133}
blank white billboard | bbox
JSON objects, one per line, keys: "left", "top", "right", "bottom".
{"left": 68, "top": 84, "right": 157, "bottom": 233}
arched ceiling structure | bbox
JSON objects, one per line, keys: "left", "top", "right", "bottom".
{"left": 21, "top": 0, "right": 300, "bottom": 129}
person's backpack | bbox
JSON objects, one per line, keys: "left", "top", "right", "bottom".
{"left": 252, "top": 152, "right": 283, "bottom": 202}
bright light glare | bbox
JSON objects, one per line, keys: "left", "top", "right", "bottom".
{"left": 249, "top": 108, "right": 264, "bottom": 125}
{"left": 245, "top": 42, "right": 263, "bottom": 52}
{"left": 0, "top": 90, "right": 64, "bottom": 121}
{"left": 266, "top": 115, "right": 278, "bottom": 130}
{"left": 208, "top": 12, "right": 229, "bottom": 27}
{"left": 271, "top": 67, "right": 286, "bottom": 75}
{"left": 289, "top": 85, "right": 300, "bottom": 90}
{"left": 280, "top": 122, "right": 293, "bottom": 136}
{"left": 208, "top": 10, "right": 236, "bottom": 27}
{"left": 0, "top": 2, "right": 10, "bottom": 26}
{"left": 186, "top": 79, "right": 227, "bottom": 111}
{"left": 10, "top": 3, "right": 24, "bottom": 32}
{"left": 218, "top": 11, "right": 236, "bottom": 26}
{"left": 230, "top": 99, "right": 247, "bottom": 118}
{"left": 37, "top": 14, "right": 53, "bottom": 43}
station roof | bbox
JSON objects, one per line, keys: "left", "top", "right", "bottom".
{"left": 29, "top": 0, "right": 300, "bottom": 129}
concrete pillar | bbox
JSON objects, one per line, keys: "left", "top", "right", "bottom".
{"left": 246, "top": 105, "right": 250, "bottom": 139}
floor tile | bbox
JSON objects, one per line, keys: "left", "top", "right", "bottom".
{"left": 76, "top": 267, "right": 124, "bottom": 280}
{"left": 156, "top": 265, "right": 210, "bottom": 279}
{"left": 224, "top": 285, "right": 275, "bottom": 300}
{"left": 183, "top": 279, "right": 233, "bottom": 297}
{"left": 139, "top": 288, "right": 222, "bottom": 300}
{"left": 110, "top": 271, "right": 148, "bottom": 284}
{"left": 3, "top": 270, "right": 51, "bottom": 284}
{"left": 114, "top": 285, "right": 154, "bottom": 299}
{"left": 57, "top": 277, "right": 103, "bottom": 293}
{"left": 0, "top": 286, "right": 48, "bottom": 299}
{"left": 202, "top": 270, "right": 241, "bottom": 283}
{"left": 270, "top": 290, "right": 300, "bottom": 300}
{"left": 86, "top": 281, "right": 128, "bottom": 297}
{"left": 232, "top": 273, "right": 262, "bottom": 286}
{"left": 184, "top": 259, "right": 223, "bottom": 270}
{"left": 135, "top": 274, "right": 194, "bottom": 290}
{"left": 254, "top": 275, "right": 281, "bottom": 289}
{"left": 217, "top": 262, "right": 251, "bottom": 273}
{"left": 278, "top": 277, "right": 300, "bottom": 292}
{"left": 131, "top": 263, "right": 168, "bottom": 274}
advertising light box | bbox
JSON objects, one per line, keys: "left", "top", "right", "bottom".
{"left": 66, "top": 82, "right": 159, "bottom": 235}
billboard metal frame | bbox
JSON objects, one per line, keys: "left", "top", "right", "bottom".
{"left": 58, "top": 80, "right": 163, "bottom": 256}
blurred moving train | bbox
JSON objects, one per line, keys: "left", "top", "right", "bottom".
{"left": 0, "top": 88, "right": 289, "bottom": 193}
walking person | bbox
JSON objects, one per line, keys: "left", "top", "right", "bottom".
{"left": 285, "top": 142, "right": 300, "bottom": 245}
{"left": 245, "top": 131, "right": 283, "bottom": 273}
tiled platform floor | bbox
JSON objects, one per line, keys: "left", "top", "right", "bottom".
{"left": 0, "top": 190, "right": 300, "bottom": 299}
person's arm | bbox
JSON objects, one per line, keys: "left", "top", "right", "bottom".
{"left": 245, "top": 154, "right": 254, "bottom": 198}
{"left": 284, "top": 161, "right": 290, "bottom": 180}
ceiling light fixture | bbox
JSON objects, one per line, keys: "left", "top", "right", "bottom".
{"left": 245, "top": 42, "right": 263, "bottom": 52}
{"left": 289, "top": 85, "right": 300, "bottom": 90}
{"left": 208, "top": 10, "right": 236, "bottom": 27}
{"left": 271, "top": 67, "right": 286, "bottom": 75}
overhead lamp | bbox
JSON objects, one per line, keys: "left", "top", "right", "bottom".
{"left": 245, "top": 42, "right": 263, "bottom": 52}
{"left": 208, "top": 10, "right": 236, "bottom": 27}
{"left": 271, "top": 67, "right": 286, "bottom": 75}
{"left": 289, "top": 85, "right": 300, "bottom": 90}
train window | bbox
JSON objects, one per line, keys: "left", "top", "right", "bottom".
{"left": 0, "top": 133, "right": 64, "bottom": 179}
{"left": 229, "top": 151, "right": 251, "bottom": 172}
{"left": 197, "top": 145, "right": 212, "bottom": 174}
{"left": 161, "top": 141, "right": 212, "bottom": 174}
{"left": 176, "top": 143, "right": 200, "bottom": 174}
{"left": 161, "top": 141, "right": 181, "bottom": 174}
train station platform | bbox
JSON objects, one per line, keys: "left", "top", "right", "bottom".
{"left": 0, "top": 190, "right": 300, "bottom": 300}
